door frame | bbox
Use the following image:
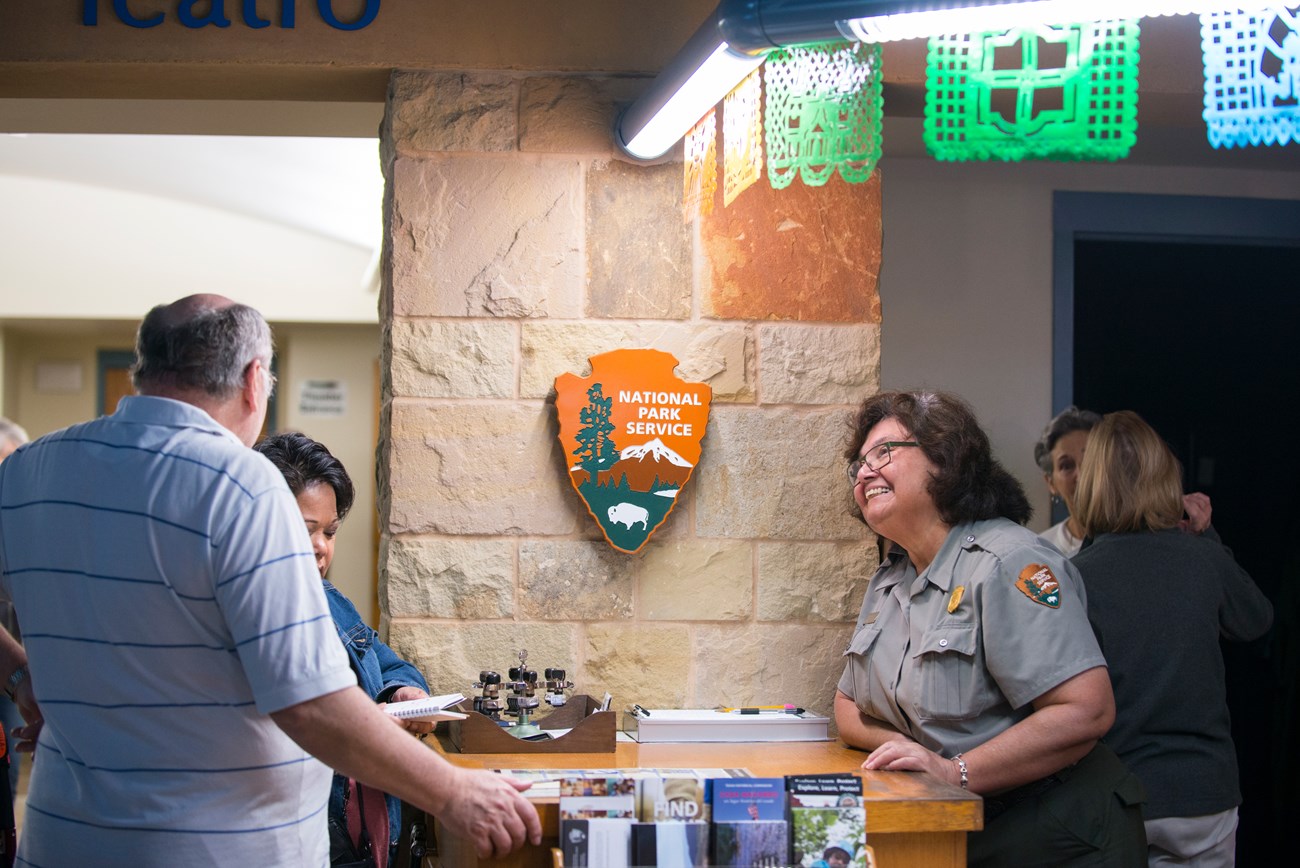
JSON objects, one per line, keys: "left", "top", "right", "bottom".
{"left": 1051, "top": 191, "right": 1300, "bottom": 413}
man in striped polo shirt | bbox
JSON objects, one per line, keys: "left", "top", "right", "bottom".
{"left": 0, "top": 295, "right": 539, "bottom": 866}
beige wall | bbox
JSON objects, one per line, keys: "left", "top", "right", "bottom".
{"left": 876, "top": 151, "right": 1300, "bottom": 530}
{"left": 276, "top": 322, "right": 383, "bottom": 624}
{"left": 1, "top": 324, "right": 136, "bottom": 438}
{"left": 377, "top": 71, "right": 883, "bottom": 715}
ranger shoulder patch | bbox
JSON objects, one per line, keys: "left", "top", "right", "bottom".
{"left": 1015, "top": 563, "right": 1062, "bottom": 608}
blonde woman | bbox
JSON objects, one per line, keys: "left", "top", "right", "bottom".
{"left": 1073, "top": 411, "right": 1272, "bottom": 868}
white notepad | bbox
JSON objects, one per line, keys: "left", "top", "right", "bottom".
{"left": 383, "top": 692, "right": 469, "bottom": 721}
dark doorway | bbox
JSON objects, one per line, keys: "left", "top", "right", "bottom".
{"left": 1055, "top": 193, "right": 1300, "bottom": 866}
{"left": 1073, "top": 238, "right": 1295, "bottom": 864}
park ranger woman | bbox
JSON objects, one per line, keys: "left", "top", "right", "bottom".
{"left": 835, "top": 390, "right": 1146, "bottom": 867}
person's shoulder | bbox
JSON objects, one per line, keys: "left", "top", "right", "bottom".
{"left": 962, "top": 519, "right": 1079, "bottom": 601}
{"left": 963, "top": 518, "right": 1062, "bottom": 563}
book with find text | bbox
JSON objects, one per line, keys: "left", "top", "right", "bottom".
{"left": 382, "top": 692, "right": 468, "bottom": 722}
{"left": 632, "top": 774, "right": 709, "bottom": 867}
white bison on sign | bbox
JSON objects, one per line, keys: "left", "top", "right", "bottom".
{"left": 607, "top": 502, "right": 649, "bottom": 530}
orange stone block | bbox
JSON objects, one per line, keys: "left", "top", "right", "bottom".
{"left": 700, "top": 171, "right": 882, "bottom": 323}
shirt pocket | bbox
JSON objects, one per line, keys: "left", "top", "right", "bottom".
{"left": 911, "top": 623, "right": 981, "bottom": 721}
{"left": 843, "top": 623, "right": 885, "bottom": 708}
{"left": 341, "top": 621, "right": 373, "bottom": 660}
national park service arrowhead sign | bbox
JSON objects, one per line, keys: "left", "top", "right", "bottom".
{"left": 554, "top": 349, "right": 712, "bottom": 554}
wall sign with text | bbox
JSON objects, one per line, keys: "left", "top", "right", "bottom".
{"left": 554, "top": 349, "right": 712, "bottom": 554}
{"left": 81, "top": 0, "right": 381, "bottom": 30}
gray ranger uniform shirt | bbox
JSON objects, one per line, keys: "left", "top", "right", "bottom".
{"left": 838, "top": 518, "right": 1106, "bottom": 756}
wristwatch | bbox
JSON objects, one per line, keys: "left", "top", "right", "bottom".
{"left": 5, "top": 665, "right": 27, "bottom": 700}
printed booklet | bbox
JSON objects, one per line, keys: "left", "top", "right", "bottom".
{"left": 632, "top": 774, "right": 709, "bottom": 867}
{"left": 786, "top": 773, "right": 866, "bottom": 868}
{"left": 559, "top": 776, "right": 636, "bottom": 868}
{"left": 710, "top": 778, "right": 787, "bottom": 867}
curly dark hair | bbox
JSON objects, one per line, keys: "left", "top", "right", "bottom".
{"left": 846, "top": 390, "right": 1032, "bottom": 526}
{"left": 254, "top": 431, "right": 355, "bottom": 520}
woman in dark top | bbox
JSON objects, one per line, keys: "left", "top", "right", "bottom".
{"left": 256, "top": 432, "right": 431, "bottom": 867}
{"left": 1073, "top": 411, "right": 1272, "bottom": 867}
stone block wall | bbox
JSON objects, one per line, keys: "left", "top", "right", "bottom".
{"left": 377, "top": 70, "right": 882, "bottom": 719}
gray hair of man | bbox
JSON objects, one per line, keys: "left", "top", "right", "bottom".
{"left": 130, "top": 301, "right": 274, "bottom": 400}
{"left": 0, "top": 416, "right": 29, "bottom": 449}
{"left": 1033, "top": 405, "right": 1102, "bottom": 475}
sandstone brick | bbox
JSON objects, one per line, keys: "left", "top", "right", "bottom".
{"left": 389, "top": 155, "right": 583, "bottom": 319}
{"left": 386, "top": 621, "right": 577, "bottom": 702}
{"left": 381, "top": 538, "right": 515, "bottom": 619}
{"left": 585, "top": 624, "right": 692, "bottom": 708}
{"left": 638, "top": 541, "right": 752, "bottom": 620}
{"left": 518, "top": 541, "right": 635, "bottom": 621}
{"left": 385, "top": 401, "right": 583, "bottom": 535}
{"left": 520, "top": 77, "right": 609, "bottom": 155}
{"left": 384, "top": 70, "right": 517, "bottom": 157}
{"left": 694, "top": 407, "right": 865, "bottom": 540}
{"left": 700, "top": 172, "right": 882, "bottom": 322}
{"left": 756, "top": 542, "right": 876, "bottom": 622}
{"left": 586, "top": 159, "right": 692, "bottom": 319}
{"left": 693, "top": 624, "right": 853, "bottom": 717}
{"left": 758, "top": 323, "right": 880, "bottom": 405}
{"left": 390, "top": 319, "right": 517, "bottom": 399}
{"left": 520, "top": 322, "right": 752, "bottom": 402}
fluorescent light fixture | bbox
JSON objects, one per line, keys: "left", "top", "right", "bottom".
{"left": 618, "top": 40, "right": 764, "bottom": 161}
{"left": 843, "top": 1, "right": 1276, "bottom": 43}
{"left": 616, "top": 0, "right": 1276, "bottom": 160}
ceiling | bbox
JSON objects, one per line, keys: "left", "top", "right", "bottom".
{"left": 0, "top": 132, "right": 385, "bottom": 252}
{"left": 0, "top": 15, "right": 1294, "bottom": 327}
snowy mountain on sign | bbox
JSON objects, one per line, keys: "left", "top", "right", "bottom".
{"left": 618, "top": 438, "right": 692, "bottom": 467}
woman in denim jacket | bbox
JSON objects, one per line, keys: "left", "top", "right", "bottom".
{"left": 256, "top": 432, "right": 430, "bottom": 866}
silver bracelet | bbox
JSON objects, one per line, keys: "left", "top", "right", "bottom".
{"left": 952, "top": 753, "right": 969, "bottom": 789}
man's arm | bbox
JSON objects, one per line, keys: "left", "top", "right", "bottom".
{"left": 271, "top": 685, "right": 541, "bottom": 860}
{"left": 0, "top": 627, "right": 40, "bottom": 751}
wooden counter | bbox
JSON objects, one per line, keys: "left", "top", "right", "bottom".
{"left": 427, "top": 738, "right": 982, "bottom": 867}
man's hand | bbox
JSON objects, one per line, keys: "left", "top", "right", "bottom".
{"left": 272, "top": 686, "right": 541, "bottom": 860}
{"left": 436, "top": 767, "right": 541, "bottom": 860}
{"left": 11, "top": 672, "right": 41, "bottom": 753}
{"left": 381, "top": 685, "right": 434, "bottom": 735}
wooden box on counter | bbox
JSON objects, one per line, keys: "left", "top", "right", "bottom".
{"left": 444, "top": 695, "right": 615, "bottom": 754}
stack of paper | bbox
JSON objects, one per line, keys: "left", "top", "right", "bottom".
{"left": 623, "top": 709, "right": 830, "bottom": 744}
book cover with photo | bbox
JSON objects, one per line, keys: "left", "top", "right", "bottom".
{"left": 785, "top": 773, "right": 866, "bottom": 868}
{"left": 710, "top": 778, "right": 787, "bottom": 867}
{"left": 636, "top": 774, "right": 708, "bottom": 823}
{"left": 632, "top": 774, "right": 709, "bottom": 867}
{"left": 559, "top": 776, "right": 635, "bottom": 868}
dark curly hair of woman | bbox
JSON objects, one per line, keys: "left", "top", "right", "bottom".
{"left": 254, "top": 431, "right": 355, "bottom": 520}
{"left": 846, "top": 390, "right": 1031, "bottom": 526}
